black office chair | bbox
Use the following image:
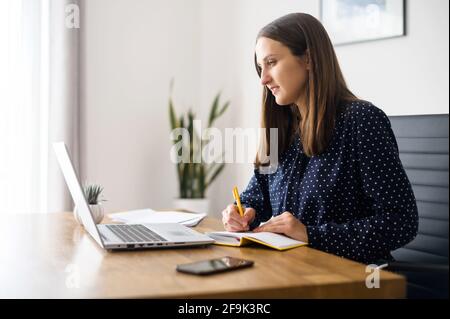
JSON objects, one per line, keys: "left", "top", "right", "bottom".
{"left": 388, "top": 114, "right": 449, "bottom": 299}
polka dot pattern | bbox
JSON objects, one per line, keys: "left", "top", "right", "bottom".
{"left": 240, "top": 101, "right": 419, "bottom": 264}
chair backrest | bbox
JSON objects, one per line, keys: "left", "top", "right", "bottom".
{"left": 389, "top": 114, "right": 449, "bottom": 265}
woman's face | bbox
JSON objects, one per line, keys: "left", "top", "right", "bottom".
{"left": 255, "top": 37, "right": 309, "bottom": 107}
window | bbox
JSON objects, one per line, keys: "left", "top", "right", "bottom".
{"left": 0, "top": 0, "right": 49, "bottom": 214}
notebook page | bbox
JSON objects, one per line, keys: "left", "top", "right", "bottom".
{"left": 207, "top": 231, "right": 306, "bottom": 249}
{"left": 206, "top": 233, "right": 242, "bottom": 244}
{"left": 207, "top": 231, "right": 251, "bottom": 239}
{"left": 247, "top": 232, "right": 306, "bottom": 248}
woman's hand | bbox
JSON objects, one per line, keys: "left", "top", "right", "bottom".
{"left": 253, "top": 211, "right": 309, "bottom": 243}
{"left": 221, "top": 205, "right": 256, "bottom": 232}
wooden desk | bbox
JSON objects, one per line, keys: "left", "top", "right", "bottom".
{"left": 0, "top": 213, "right": 405, "bottom": 298}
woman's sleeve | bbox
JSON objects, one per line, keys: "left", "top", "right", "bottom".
{"left": 306, "top": 105, "right": 419, "bottom": 263}
{"left": 238, "top": 171, "right": 272, "bottom": 230}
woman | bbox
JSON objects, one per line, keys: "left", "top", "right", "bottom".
{"left": 221, "top": 13, "right": 418, "bottom": 264}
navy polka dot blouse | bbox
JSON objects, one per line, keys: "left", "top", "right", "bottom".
{"left": 240, "top": 101, "right": 419, "bottom": 264}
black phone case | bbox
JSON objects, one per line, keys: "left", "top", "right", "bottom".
{"left": 176, "top": 258, "right": 254, "bottom": 275}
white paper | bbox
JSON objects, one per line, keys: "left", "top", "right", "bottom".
{"left": 180, "top": 217, "right": 205, "bottom": 227}
{"left": 110, "top": 209, "right": 206, "bottom": 226}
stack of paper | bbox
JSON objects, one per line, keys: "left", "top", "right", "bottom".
{"left": 109, "top": 209, "right": 206, "bottom": 227}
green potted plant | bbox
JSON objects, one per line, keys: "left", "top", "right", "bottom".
{"left": 74, "top": 183, "right": 106, "bottom": 225}
{"left": 169, "top": 84, "right": 229, "bottom": 214}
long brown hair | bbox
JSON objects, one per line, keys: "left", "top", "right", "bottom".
{"left": 255, "top": 13, "right": 357, "bottom": 166}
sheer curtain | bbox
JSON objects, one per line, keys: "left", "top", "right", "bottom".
{"left": 0, "top": 0, "right": 80, "bottom": 214}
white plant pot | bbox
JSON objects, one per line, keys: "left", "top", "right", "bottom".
{"left": 173, "top": 198, "right": 210, "bottom": 215}
{"left": 73, "top": 203, "right": 105, "bottom": 226}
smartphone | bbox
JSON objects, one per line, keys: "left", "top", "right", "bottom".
{"left": 176, "top": 256, "right": 254, "bottom": 275}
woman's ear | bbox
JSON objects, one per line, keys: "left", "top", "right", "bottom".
{"left": 298, "top": 49, "right": 311, "bottom": 70}
{"left": 304, "top": 49, "right": 311, "bottom": 70}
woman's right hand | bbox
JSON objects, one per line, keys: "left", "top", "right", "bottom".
{"left": 221, "top": 205, "right": 256, "bottom": 232}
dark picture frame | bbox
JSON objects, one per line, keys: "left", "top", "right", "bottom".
{"left": 320, "top": 0, "right": 406, "bottom": 46}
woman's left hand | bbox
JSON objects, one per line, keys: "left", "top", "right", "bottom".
{"left": 253, "top": 211, "right": 309, "bottom": 243}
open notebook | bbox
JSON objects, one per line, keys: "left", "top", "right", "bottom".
{"left": 205, "top": 231, "right": 307, "bottom": 251}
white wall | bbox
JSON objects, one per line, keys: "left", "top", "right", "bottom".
{"left": 80, "top": 0, "right": 449, "bottom": 217}
{"left": 80, "top": 0, "right": 201, "bottom": 213}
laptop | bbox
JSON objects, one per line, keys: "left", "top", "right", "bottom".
{"left": 53, "top": 142, "right": 214, "bottom": 251}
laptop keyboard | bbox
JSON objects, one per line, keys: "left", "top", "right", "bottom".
{"left": 105, "top": 224, "right": 168, "bottom": 243}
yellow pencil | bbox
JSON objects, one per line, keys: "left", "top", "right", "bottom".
{"left": 232, "top": 186, "right": 244, "bottom": 217}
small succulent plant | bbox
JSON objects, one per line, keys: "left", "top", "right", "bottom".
{"left": 83, "top": 184, "right": 107, "bottom": 205}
